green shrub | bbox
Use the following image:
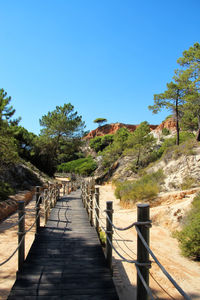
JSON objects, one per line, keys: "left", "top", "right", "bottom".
{"left": 180, "top": 176, "right": 197, "bottom": 190}
{"left": 159, "top": 136, "right": 197, "bottom": 164}
{"left": 89, "top": 134, "right": 114, "bottom": 152}
{"left": 156, "top": 132, "right": 196, "bottom": 161}
{"left": 57, "top": 156, "right": 97, "bottom": 176}
{"left": 0, "top": 181, "right": 15, "bottom": 201}
{"left": 162, "top": 128, "right": 170, "bottom": 136}
{"left": 174, "top": 193, "right": 200, "bottom": 260}
{"left": 100, "top": 128, "right": 131, "bottom": 168}
{"left": 99, "top": 228, "right": 106, "bottom": 246}
{"left": 114, "top": 169, "right": 164, "bottom": 204}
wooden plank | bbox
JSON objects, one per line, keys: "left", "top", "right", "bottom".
{"left": 8, "top": 190, "right": 119, "bottom": 300}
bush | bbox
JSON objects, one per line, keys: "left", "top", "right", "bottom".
{"left": 158, "top": 136, "right": 197, "bottom": 164}
{"left": 57, "top": 156, "right": 97, "bottom": 176}
{"left": 162, "top": 128, "right": 170, "bottom": 136}
{"left": 99, "top": 228, "right": 106, "bottom": 246}
{"left": 180, "top": 176, "right": 197, "bottom": 190}
{"left": 174, "top": 193, "right": 200, "bottom": 260}
{"left": 0, "top": 181, "right": 15, "bottom": 201}
{"left": 114, "top": 169, "right": 164, "bottom": 204}
{"left": 89, "top": 134, "right": 114, "bottom": 152}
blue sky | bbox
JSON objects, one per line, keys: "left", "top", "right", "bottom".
{"left": 0, "top": 0, "right": 199, "bottom": 135}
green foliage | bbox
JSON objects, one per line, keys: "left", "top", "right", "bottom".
{"left": 114, "top": 169, "right": 165, "bottom": 204}
{"left": 0, "top": 135, "right": 19, "bottom": 170}
{"left": 10, "top": 125, "right": 37, "bottom": 161}
{"left": 149, "top": 81, "right": 186, "bottom": 145}
{"left": 99, "top": 228, "right": 106, "bottom": 246}
{"left": 176, "top": 43, "right": 200, "bottom": 139}
{"left": 162, "top": 128, "right": 170, "bottom": 136}
{"left": 100, "top": 128, "right": 131, "bottom": 168}
{"left": 0, "top": 181, "right": 15, "bottom": 201}
{"left": 124, "top": 122, "right": 156, "bottom": 171}
{"left": 0, "top": 89, "right": 16, "bottom": 125}
{"left": 180, "top": 176, "right": 197, "bottom": 190}
{"left": 38, "top": 103, "right": 85, "bottom": 175}
{"left": 40, "top": 103, "right": 85, "bottom": 139}
{"left": 157, "top": 132, "right": 196, "bottom": 161}
{"left": 93, "top": 118, "right": 107, "bottom": 127}
{"left": 174, "top": 193, "right": 200, "bottom": 259}
{"left": 57, "top": 156, "right": 97, "bottom": 176}
{"left": 89, "top": 134, "right": 114, "bottom": 152}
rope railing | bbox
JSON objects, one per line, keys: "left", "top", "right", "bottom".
{"left": 81, "top": 178, "right": 191, "bottom": 300}
{"left": 0, "top": 181, "right": 65, "bottom": 272}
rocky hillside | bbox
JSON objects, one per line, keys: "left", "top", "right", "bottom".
{"left": 84, "top": 118, "right": 177, "bottom": 140}
{"left": 0, "top": 162, "right": 49, "bottom": 191}
{"left": 84, "top": 122, "right": 158, "bottom": 139}
{"left": 0, "top": 162, "right": 50, "bottom": 221}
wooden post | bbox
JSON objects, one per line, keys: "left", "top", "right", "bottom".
{"left": 44, "top": 189, "right": 48, "bottom": 225}
{"left": 53, "top": 185, "right": 57, "bottom": 207}
{"left": 35, "top": 186, "right": 40, "bottom": 234}
{"left": 69, "top": 181, "right": 71, "bottom": 194}
{"left": 106, "top": 201, "right": 113, "bottom": 272}
{"left": 89, "top": 191, "right": 94, "bottom": 226}
{"left": 83, "top": 183, "right": 86, "bottom": 207}
{"left": 95, "top": 187, "right": 100, "bottom": 234}
{"left": 86, "top": 184, "right": 89, "bottom": 215}
{"left": 63, "top": 182, "right": 66, "bottom": 196}
{"left": 57, "top": 183, "right": 60, "bottom": 201}
{"left": 137, "top": 204, "right": 150, "bottom": 300}
{"left": 80, "top": 182, "right": 83, "bottom": 203}
{"left": 49, "top": 183, "right": 53, "bottom": 208}
{"left": 18, "top": 201, "right": 25, "bottom": 272}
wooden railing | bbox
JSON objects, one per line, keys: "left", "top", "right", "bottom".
{"left": 80, "top": 178, "right": 191, "bottom": 300}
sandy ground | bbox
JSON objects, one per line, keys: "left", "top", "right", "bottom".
{"left": 98, "top": 184, "right": 200, "bottom": 300}
{"left": 1, "top": 184, "right": 200, "bottom": 300}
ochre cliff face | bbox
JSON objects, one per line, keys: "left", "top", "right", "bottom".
{"left": 155, "top": 118, "right": 176, "bottom": 132}
{"left": 84, "top": 118, "right": 177, "bottom": 140}
{"left": 84, "top": 122, "right": 158, "bottom": 139}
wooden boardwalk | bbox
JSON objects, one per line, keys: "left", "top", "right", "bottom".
{"left": 8, "top": 190, "right": 119, "bottom": 300}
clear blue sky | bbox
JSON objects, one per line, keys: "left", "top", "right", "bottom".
{"left": 0, "top": 0, "right": 199, "bottom": 135}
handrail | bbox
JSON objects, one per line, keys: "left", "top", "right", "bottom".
{"left": 81, "top": 178, "right": 191, "bottom": 300}
{"left": 0, "top": 182, "right": 63, "bottom": 270}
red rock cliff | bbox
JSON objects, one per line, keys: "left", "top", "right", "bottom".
{"left": 155, "top": 118, "right": 176, "bottom": 132}
{"left": 84, "top": 123, "right": 158, "bottom": 140}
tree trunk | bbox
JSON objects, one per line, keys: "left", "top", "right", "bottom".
{"left": 175, "top": 96, "right": 180, "bottom": 145}
{"left": 196, "top": 115, "right": 200, "bottom": 141}
{"left": 136, "top": 148, "right": 141, "bottom": 168}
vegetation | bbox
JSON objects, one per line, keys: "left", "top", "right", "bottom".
{"left": 174, "top": 193, "right": 200, "bottom": 260}
{"left": 0, "top": 90, "right": 88, "bottom": 200}
{"left": 39, "top": 104, "right": 86, "bottom": 175}
{"left": 0, "top": 182, "right": 15, "bottom": 201}
{"left": 177, "top": 43, "right": 200, "bottom": 141}
{"left": 124, "top": 121, "right": 156, "bottom": 171}
{"left": 180, "top": 176, "right": 197, "bottom": 190}
{"left": 99, "top": 228, "right": 106, "bottom": 246}
{"left": 57, "top": 156, "right": 97, "bottom": 176}
{"left": 156, "top": 132, "right": 196, "bottom": 160}
{"left": 93, "top": 118, "right": 107, "bottom": 127}
{"left": 89, "top": 134, "right": 114, "bottom": 152}
{"left": 162, "top": 128, "right": 170, "bottom": 136}
{"left": 100, "top": 127, "right": 131, "bottom": 168}
{"left": 149, "top": 81, "right": 186, "bottom": 145}
{"left": 114, "top": 169, "right": 165, "bottom": 205}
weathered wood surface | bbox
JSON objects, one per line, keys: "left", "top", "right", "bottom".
{"left": 8, "top": 190, "right": 119, "bottom": 300}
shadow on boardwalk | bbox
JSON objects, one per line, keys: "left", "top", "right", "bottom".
{"left": 7, "top": 191, "right": 119, "bottom": 300}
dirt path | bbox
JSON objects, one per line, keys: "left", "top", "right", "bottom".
{"left": 99, "top": 184, "right": 200, "bottom": 300}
